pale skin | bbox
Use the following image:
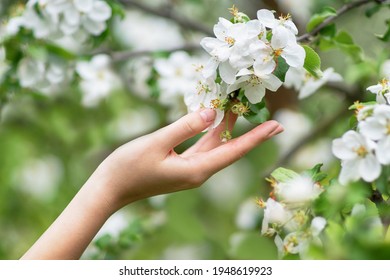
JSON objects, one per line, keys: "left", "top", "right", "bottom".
{"left": 21, "top": 108, "right": 284, "bottom": 260}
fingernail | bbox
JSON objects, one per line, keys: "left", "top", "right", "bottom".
{"left": 200, "top": 109, "right": 216, "bottom": 123}
{"left": 270, "top": 123, "right": 284, "bottom": 136}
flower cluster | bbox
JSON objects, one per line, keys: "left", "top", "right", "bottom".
{"left": 76, "top": 54, "right": 121, "bottom": 107}
{"left": 17, "top": 56, "right": 70, "bottom": 94}
{"left": 332, "top": 77, "right": 390, "bottom": 185}
{"left": 183, "top": 7, "right": 305, "bottom": 130}
{"left": 154, "top": 51, "right": 207, "bottom": 121}
{"left": 7, "top": 0, "right": 112, "bottom": 40}
{"left": 259, "top": 167, "right": 326, "bottom": 257}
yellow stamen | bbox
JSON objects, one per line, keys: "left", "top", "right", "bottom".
{"left": 354, "top": 146, "right": 368, "bottom": 157}
{"left": 228, "top": 5, "right": 239, "bottom": 17}
{"left": 225, "top": 36, "right": 235, "bottom": 46}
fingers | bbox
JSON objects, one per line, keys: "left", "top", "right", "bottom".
{"left": 194, "top": 120, "right": 284, "bottom": 175}
{"left": 155, "top": 109, "right": 216, "bottom": 150}
{"left": 183, "top": 111, "right": 238, "bottom": 155}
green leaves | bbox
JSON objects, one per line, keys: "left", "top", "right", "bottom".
{"left": 270, "top": 167, "right": 300, "bottom": 183}
{"left": 243, "top": 100, "right": 270, "bottom": 124}
{"left": 376, "top": 19, "right": 390, "bottom": 42}
{"left": 303, "top": 45, "right": 322, "bottom": 78}
{"left": 306, "top": 7, "right": 337, "bottom": 32}
{"left": 273, "top": 56, "right": 289, "bottom": 82}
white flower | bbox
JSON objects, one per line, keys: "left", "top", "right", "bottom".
{"left": 250, "top": 30, "right": 305, "bottom": 70}
{"left": 17, "top": 57, "right": 70, "bottom": 94}
{"left": 367, "top": 78, "right": 390, "bottom": 104}
{"left": 381, "top": 60, "right": 390, "bottom": 78}
{"left": 332, "top": 130, "right": 381, "bottom": 184}
{"left": 284, "top": 67, "right": 343, "bottom": 99}
{"left": 76, "top": 54, "right": 121, "bottom": 107}
{"left": 257, "top": 9, "right": 298, "bottom": 37}
{"left": 228, "top": 68, "right": 282, "bottom": 104}
{"left": 60, "top": 0, "right": 112, "bottom": 36}
{"left": 155, "top": 52, "right": 197, "bottom": 120}
{"left": 200, "top": 18, "right": 264, "bottom": 84}
{"left": 261, "top": 198, "right": 291, "bottom": 235}
{"left": 359, "top": 104, "right": 390, "bottom": 164}
{"left": 185, "top": 77, "right": 226, "bottom": 128}
{"left": 8, "top": 0, "right": 112, "bottom": 40}
{"left": 235, "top": 198, "right": 261, "bottom": 230}
{"left": 276, "top": 175, "right": 323, "bottom": 204}
{"left": 310, "top": 217, "right": 327, "bottom": 236}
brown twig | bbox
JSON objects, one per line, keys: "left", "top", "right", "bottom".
{"left": 297, "top": 0, "right": 385, "bottom": 42}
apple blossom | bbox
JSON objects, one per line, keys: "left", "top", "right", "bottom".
{"left": 284, "top": 67, "right": 343, "bottom": 99}
{"left": 359, "top": 104, "right": 390, "bottom": 164}
{"left": 261, "top": 198, "right": 291, "bottom": 235}
{"left": 332, "top": 130, "right": 381, "bottom": 184}
{"left": 275, "top": 175, "right": 323, "bottom": 205}
{"left": 367, "top": 78, "right": 390, "bottom": 104}
{"left": 76, "top": 54, "right": 121, "bottom": 107}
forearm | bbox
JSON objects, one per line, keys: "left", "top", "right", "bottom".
{"left": 21, "top": 178, "right": 114, "bottom": 260}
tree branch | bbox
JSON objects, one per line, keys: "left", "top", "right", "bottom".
{"left": 117, "top": 0, "right": 213, "bottom": 36}
{"left": 297, "top": 0, "right": 386, "bottom": 42}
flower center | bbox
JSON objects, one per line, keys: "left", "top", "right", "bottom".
{"left": 225, "top": 36, "right": 235, "bottom": 46}
{"left": 196, "top": 81, "right": 211, "bottom": 95}
{"left": 279, "top": 13, "right": 292, "bottom": 22}
{"left": 273, "top": 48, "right": 283, "bottom": 57}
{"left": 354, "top": 146, "right": 368, "bottom": 157}
{"left": 249, "top": 75, "right": 261, "bottom": 86}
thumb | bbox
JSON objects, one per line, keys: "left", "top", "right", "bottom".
{"left": 156, "top": 109, "right": 217, "bottom": 149}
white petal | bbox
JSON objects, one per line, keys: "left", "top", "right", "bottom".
{"left": 257, "top": 9, "right": 277, "bottom": 29}
{"left": 262, "top": 74, "right": 283, "bottom": 92}
{"left": 339, "top": 159, "right": 360, "bottom": 185}
{"left": 82, "top": 17, "right": 106, "bottom": 35}
{"left": 332, "top": 138, "right": 356, "bottom": 160}
{"left": 74, "top": 0, "right": 93, "bottom": 13}
{"left": 253, "top": 56, "right": 276, "bottom": 76}
{"left": 284, "top": 67, "right": 304, "bottom": 90}
{"left": 64, "top": 6, "right": 80, "bottom": 25}
{"left": 359, "top": 155, "right": 381, "bottom": 182}
{"left": 367, "top": 84, "right": 382, "bottom": 94}
{"left": 89, "top": 1, "right": 112, "bottom": 22}
{"left": 219, "top": 61, "right": 236, "bottom": 84}
{"left": 376, "top": 137, "right": 390, "bottom": 164}
{"left": 202, "top": 57, "right": 219, "bottom": 79}
{"left": 284, "top": 20, "right": 298, "bottom": 35}
{"left": 211, "top": 109, "right": 225, "bottom": 128}
{"left": 359, "top": 118, "right": 385, "bottom": 141}
{"left": 311, "top": 217, "right": 327, "bottom": 236}
{"left": 282, "top": 43, "right": 305, "bottom": 68}
{"left": 271, "top": 29, "right": 288, "bottom": 49}
{"left": 244, "top": 84, "right": 265, "bottom": 104}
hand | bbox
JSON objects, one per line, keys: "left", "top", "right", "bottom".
{"left": 91, "top": 109, "right": 284, "bottom": 213}
{"left": 21, "top": 109, "right": 283, "bottom": 259}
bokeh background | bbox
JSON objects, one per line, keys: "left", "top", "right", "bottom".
{"left": 0, "top": 0, "right": 389, "bottom": 259}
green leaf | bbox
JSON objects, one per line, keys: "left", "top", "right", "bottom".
{"left": 303, "top": 45, "right": 322, "bottom": 78}
{"left": 243, "top": 101, "right": 270, "bottom": 124}
{"left": 376, "top": 20, "right": 390, "bottom": 42}
{"left": 365, "top": 3, "right": 383, "bottom": 18}
{"left": 334, "top": 31, "right": 363, "bottom": 62}
{"left": 319, "top": 23, "right": 337, "bottom": 38}
{"left": 271, "top": 167, "right": 300, "bottom": 183}
{"left": 306, "top": 7, "right": 337, "bottom": 32}
{"left": 375, "top": 165, "right": 390, "bottom": 196}
{"left": 273, "top": 56, "right": 289, "bottom": 82}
